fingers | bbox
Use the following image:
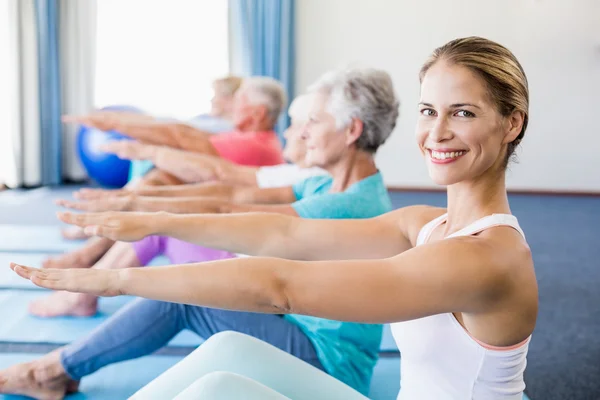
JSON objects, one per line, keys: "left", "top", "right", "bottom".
{"left": 56, "top": 211, "right": 111, "bottom": 228}
{"left": 55, "top": 199, "right": 92, "bottom": 211}
{"left": 99, "top": 141, "right": 148, "bottom": 160}
{"left": 61, "top": 114, "right": 86, "bottom": 124}
{"left": 83, "top": 225, "right": 104, "bottom": 237}
{"left": 10, "top": 263, "right": 34, "bottom": 279}
{"left": 62, "top": 112, "right": 115, "bottom": 131}
{"left": 11, "top": 264, "right": 61, "bottom": 290}
{"left": 55, "top": 198, "right": 123, "bottom": 212}
{"left": 99, "top": 141, "right": 129, "bottom": 153}
{"left": 74, "top": 188, "right": 127, "bottom": 200}
{"left": 15, "top": 265, "right": 118, "bottom": 296}
{"left": 12, "top": 264, "right": 70, "bottom": 291}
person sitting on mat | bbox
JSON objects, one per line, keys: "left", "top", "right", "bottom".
{"left": 29, "top": 93, "right": 326, "bottom": 317}
{"left": 8, "top": 37, "right": 537, "bottom": 400}
{"left": 60, "top": 75, "right": 244, "bottom": 241}
{"left": 123, "top": 74, "right": 245, "bottom": 186}
{"left": 0, "top": 66, "right": 400, "bottom": 400}
{"left": 53, "top": 96, "right": 326, "bottom": 214}
{"left": 45, "top": 76, "right": 287, "bottom": 270}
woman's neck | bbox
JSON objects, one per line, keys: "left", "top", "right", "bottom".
{"left": 444, "top": 168, "right": 511, "bottom": 237}
{"left": 327, "top": 150, "right": 378, "bottom": 193}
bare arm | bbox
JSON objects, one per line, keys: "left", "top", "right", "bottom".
{"left": 64, "top": 112, "right": 218, "bottom": 154}
{"left": 102, "top": 141, "right": 258, "bottom": 185}
{"left": 120, "top": 196, "right": 300, "bottom": 215}
{"left": 57, "top": 206, "right": 421, "bottom": 261}
{"left": 57, "top": 186, "right": 297, "bottom": 213}
{"left": 12, "top": 233, "right": 526, "bottom": 325}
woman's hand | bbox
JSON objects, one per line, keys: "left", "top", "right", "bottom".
{"left": 55, "top": 195, "right": 135, "bottom": 212}
{"left": 73, "top": 187, "right": 132, "bottom": 201}
{"left": 11, "top": 263, "right": 124, "bottom": 297}
{"left": 57, "top": 211, "right": 160, "bottom": 242}
{"left": 100, "top": 141, "right": 159, "bottom": 161}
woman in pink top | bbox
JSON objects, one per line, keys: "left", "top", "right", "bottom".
{"left": 7, "top": 37, "right": 537, "bottom": 400}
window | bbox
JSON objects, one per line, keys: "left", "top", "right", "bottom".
{"left": 94, "top": 0, "right": 229, "bottom": 120}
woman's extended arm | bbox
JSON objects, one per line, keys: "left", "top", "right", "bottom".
{"left": 56, "top": 206, "right": 423, "bottom": 261}
{"left": 11, "top": 232, "right": 526, "bottom": 324}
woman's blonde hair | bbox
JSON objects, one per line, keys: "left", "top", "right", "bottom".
{"left": 420, "top": 37, "right": 529, "bottom": 167}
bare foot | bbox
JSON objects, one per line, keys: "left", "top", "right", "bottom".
{"left": 42, "top": 251, "right": 93, "bottom": 270}
{"left": 29, "top": 292, "right": 98, "bottom": 318}
{"left": 60, "top": 226, "right": 89, "bottom": 241}
{"left": 0, "top": 351, "right": 75, "bottom": 400}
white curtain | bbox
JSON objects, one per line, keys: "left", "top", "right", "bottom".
{"left": 0, "top": 0, "right": 96, "bottom": 188}
{"left": 0, "top": 0, "right": 42, "bottom": 188}
{"left": 59, "top": 0, "right": 97, "bottom": 181}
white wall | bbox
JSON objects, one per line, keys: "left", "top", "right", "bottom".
{"left": 296, "top": 0, "right": 600, "bottom": 192}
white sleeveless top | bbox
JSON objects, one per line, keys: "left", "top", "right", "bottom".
{"left": 391, "top": 213, "right": 530, "bottom": 400}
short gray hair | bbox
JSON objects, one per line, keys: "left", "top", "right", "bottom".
{"left": 242, "top": 77, "right": 287, "bottom": 123}
{"left": 308, "top": 68, "right": 400, "bottom": 153}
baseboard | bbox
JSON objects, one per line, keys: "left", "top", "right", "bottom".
{"left": 386, "top": 186, "right": 600, "bottom": 197}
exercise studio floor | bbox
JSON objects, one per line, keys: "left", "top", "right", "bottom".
{"left": 0, "top": 186, "right": 597, "bottom": 400}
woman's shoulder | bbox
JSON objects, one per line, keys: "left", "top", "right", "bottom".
{"left": 382, "top": 205, "right": 447, "bottom": 247}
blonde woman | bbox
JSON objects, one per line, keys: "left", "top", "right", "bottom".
{"left": 7, "top": 37, "right": 536, "bottom": 400}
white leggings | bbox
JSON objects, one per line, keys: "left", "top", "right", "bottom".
{"left": 129, "top": 331, "right": 369, "bottom": 400}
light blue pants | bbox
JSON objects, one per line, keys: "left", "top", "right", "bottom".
{"left": 131, "top": 331, "right": 368, "bottom": 400}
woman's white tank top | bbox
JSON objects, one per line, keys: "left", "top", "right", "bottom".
{"left": 391, "top": 213, "right": 530, "bottom": 399}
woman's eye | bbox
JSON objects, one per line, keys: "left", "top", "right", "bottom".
{"left": 455, "top": 110, "right": 475, "bottom": 118}
{"left": 420, "top": 108, "right": 436, "bottom": 117}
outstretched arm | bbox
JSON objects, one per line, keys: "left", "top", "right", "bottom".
{"left": 64, "top": 112, "right": 218, "bottom": 154}
{"left": 57, "top": 186, "right": 296, "bottom": 213}
{"left": 102, "top": 141, "right": 258, "bottom": 185}
{"left": 56, "top": 206, "right": 421, "bottom": 261}
{"left": 11, "top": 233, "right": 525, "bottom": 323}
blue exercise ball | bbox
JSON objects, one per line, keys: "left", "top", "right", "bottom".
{"left": 76, "top": 105, "right": 143, "bottom": 188}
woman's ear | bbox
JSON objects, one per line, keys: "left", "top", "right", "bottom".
{"left": 502, "top": 110, "right": 525, "bottom": 144}
{"left": 345, "top": 118, "right": 363, "bottom": 146}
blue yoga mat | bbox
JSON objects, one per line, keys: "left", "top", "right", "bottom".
{"left": 0, "top": 253, "right": 49, "bottom": 289}
{"left": 0, "top": 353, "right": 182, "bottom": 400}
{"left": 369, "top": 357, "right": 400, "bottom": 400}
{"left": 0, "top": 225, "right": 82, "bottom": 253}
{"left": 0, "top": 290, "right": 201, "bottom": 347}
{"left": 380, "top": 325, "right": 397, "bottom": 352}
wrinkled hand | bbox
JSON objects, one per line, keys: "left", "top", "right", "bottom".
{"left": 73, "top": 187, "right": 131, "bottom": 201}
{"left": 11, "top": 263, "right": 123, "bottom": 297}
{"left": 100, "top": 141, "right": 157, "bottom": 161}
{"left": 57, "top": 211, "right": 156, "bottom": 242}
{"left": 55, "top": 195, "right": 134, "bottom": 212}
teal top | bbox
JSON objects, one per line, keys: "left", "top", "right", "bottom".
{"left": 287, "top": 172, "right": 393, "bottom": 395}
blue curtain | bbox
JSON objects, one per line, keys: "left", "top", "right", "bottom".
{"left": 230, "top": 0, "right": 295, "bottom": 136}
{"left": 35, "top": 0, "right": 62, "bottom": 185}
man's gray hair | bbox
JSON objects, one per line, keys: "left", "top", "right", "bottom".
{"left": 242, "top": 76, "right": 287, "bottom": 123}
{"left": 308, "top": 67, "right": 400, "bottom": 153}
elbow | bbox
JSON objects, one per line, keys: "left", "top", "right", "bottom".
{"left": 268, "top": 267, "right": 294, "bottom": 314}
